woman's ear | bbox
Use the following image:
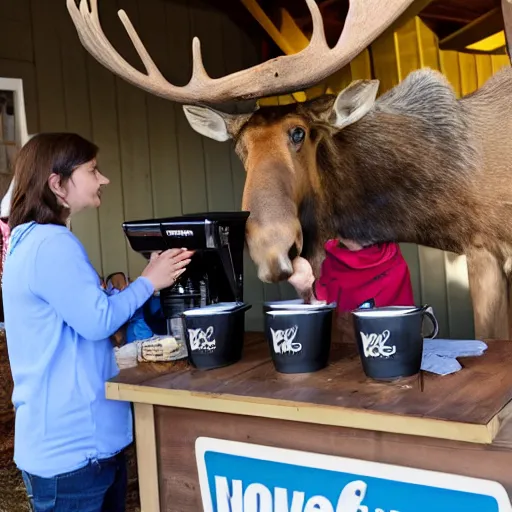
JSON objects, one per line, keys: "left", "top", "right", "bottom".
{"left": 48, "top": 173, "right": 70, "bottom": 208}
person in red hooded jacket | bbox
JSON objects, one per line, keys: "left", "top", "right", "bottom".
{"left": 288, "top": 239, "right": 414, "bottom": 311}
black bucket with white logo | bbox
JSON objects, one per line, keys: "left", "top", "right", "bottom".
{"left": 351, "top": 305, "right": 439, "bottom": 380}
{"left": 264, "top": 302, "right": 336, "bottom": 374}
{"left": 182, "top": 303, "right": 251, "bottom": 370}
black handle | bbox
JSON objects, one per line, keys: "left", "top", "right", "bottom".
{"left": 422, "top": 305, "right": 439, "bottom": 339}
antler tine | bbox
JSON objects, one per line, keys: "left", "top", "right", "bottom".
{"left": 305, "top": 0, "right": 328, "bottom": 49}
{"left": 77, "top": 0, "right": 129, "bottom": 74}
{"left": 117, "top": 9, "right": 168, "bottom": 79}
{"left": 67, "top": 0, "right": 192, "bottom": 101}
{"left": 191, "top": 38, "right": 211, "bottom": 85}
{"left": 68, "top": 0, "right": 416, "bottom": 105}
{"left": 119, "top": 8, "right": 211, "bottom": 84}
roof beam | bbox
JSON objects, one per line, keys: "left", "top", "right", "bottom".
{"left": 439, "top": 7, "right": 505, "bottom": 52}
{"left": 240, "top": 0, "right": 297, "bottom": 55}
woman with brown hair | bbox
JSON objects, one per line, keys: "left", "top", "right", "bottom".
{"left": 2, "top": 133, "right": 193, "bottom": 511}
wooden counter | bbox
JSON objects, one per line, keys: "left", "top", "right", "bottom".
{"left": 107, "top": 332, "right": 512, "bottom": 512}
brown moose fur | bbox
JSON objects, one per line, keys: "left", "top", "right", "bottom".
{"left": 228, "top": 67, "right": 512, "bottom": 340}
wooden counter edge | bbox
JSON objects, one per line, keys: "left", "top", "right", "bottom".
{"left": 106, "top": 381, "right": 498, "bottom": 445}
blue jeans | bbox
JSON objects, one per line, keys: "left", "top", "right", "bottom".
{"left": 21, "top": 451, "right": 127, "bottom": 512}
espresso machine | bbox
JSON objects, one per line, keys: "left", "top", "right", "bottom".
{"left": 122, "top": 211, "right": 249, "bottom": 342}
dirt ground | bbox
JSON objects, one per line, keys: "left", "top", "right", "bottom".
{"left": 0, "top": 327, "right": 28, "bottom": 512}
{"left": 0, "top": 329, "right": 141, "bottom": 512}
{"left": 0, "top": 426, "right": 29, "bottom": 512}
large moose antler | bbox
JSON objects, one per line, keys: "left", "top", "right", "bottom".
{"left": 67, "top": 0, "right": 415, "bottom": 105}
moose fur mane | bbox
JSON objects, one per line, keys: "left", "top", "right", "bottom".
{"left": 298, "top": 68, "right": 480, "bottom": 257}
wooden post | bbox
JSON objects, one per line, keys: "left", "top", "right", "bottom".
{"left": 134, "top": 403, "right": 160, "bottom": 512}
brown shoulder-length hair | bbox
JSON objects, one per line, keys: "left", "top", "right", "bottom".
{"left": 9, "top": 133, "right": 98, "bottom": 230}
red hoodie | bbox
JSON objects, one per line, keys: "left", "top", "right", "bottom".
{"left": 313, "top": 240, "right": 414, "bottom": 312}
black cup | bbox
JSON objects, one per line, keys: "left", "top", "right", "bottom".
{"left": 351, "top": 305, "right": 439, "bottom": 380}
{"left": 182, "top": 303, "right": 251, "bottom": 370}
{"left": 264, "top": 304, "right": 335, "bottom": 374}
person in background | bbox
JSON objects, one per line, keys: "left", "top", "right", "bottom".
{"left": 2, "top": 133, "right": 194, "bottom": 511}
{"left": 288, "top": 238, "right": 414, "bottom": 311}
{"left": 103, "top": 272, "right": 154, "bottom": 345}
{"left": 0, "top": 217, "right": 8, "bottom": 322}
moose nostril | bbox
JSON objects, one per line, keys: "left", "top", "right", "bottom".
{"left": 276, "top": 269, "right": 292, "bottom": 281}
{"left": 269, "top": 267, "right": 292, "bottom": 282}
{"left": 288, "top": 243, "right": 299, "bottom": 261}
{"left": 266, "top": 254, "right": 294, "bottom": 283}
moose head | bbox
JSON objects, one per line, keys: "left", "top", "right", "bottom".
{"left": 184, "top": 59, "right": 491, "bottom": 279}
{"left": 67, "top": 0, "right": 512, "bottom": 339}
{"left": 182, "top": 84, "right": 381, "bottom": 283}
{"left": 180, "top": 67, "right": 481, "bottom": 285}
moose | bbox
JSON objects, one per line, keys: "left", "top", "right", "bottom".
{"left": 66, "top": 0, "right": 512, "bottom": 340}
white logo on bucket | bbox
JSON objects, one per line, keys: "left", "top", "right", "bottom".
{"left": 360, "top": 330, "right": 397, "bottom": 358}
{"left": 271, "top": 326, "right": 302, "bottom": 354}
{"left": 189, "top": 326, "right": 216, "bottom": 352}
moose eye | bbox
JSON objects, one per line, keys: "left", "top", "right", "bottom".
{"left": 289, "top": 127, "right": 305, "bottom": 145}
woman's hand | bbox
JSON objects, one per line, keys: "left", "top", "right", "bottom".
{"left": 142, "top": 248, "right": 194, "bottom": 291}
{"left": 288, "top": 257, "right": 316, "bottom": 301}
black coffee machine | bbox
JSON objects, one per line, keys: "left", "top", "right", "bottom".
{"left": 122, "top": 211, "right": 249, "bottom": 339}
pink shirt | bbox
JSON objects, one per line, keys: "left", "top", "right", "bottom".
{"left": 314, "top": 240, "right": 415, "bottom": 311}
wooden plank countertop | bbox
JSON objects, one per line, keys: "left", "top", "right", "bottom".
{"left": 106, "top": 332, "right": 512, "bottom": 445}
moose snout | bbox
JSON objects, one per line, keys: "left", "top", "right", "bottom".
{"left": 258, "top": 253, "right": 294, "bottom": 283}
{"left": 245, "top": 217, "right": 303, "bottom": 284}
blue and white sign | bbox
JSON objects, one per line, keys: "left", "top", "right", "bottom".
{"left": 195, "top": 437, "right": 512, "bottom": 512}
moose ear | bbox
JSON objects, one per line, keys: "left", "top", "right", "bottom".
{"left": 330, "top": 79, "right": 380, "bottom": 129}
{"left": 183, "top": 105, "right": 232, "bottom": 142}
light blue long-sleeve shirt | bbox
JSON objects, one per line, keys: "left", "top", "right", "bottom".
{"left": 2, "top": 222, "right": 154, "bottom": 477}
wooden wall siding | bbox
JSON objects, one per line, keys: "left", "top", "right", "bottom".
{"left": 0, "top": 0, "right": 295, "bottom": 330}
